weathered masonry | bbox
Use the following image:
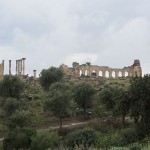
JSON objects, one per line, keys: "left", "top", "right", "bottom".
{"left": 0, "top": 58, "right": 37, "bottom": 79}
{"left": 0, "top": 60, "right": 4, "bottom": 78}
{"left": 60, "top": 59, "right": 142, "bottom": 78}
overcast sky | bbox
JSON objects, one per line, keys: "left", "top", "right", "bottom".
{"left": 0, "top": 0, "right": 150, "bottom": 76}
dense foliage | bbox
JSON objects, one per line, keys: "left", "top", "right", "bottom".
{"left": 74, "top": 82, "right": 95, "bottom": 118}
{"left": 44, "top": 82, "right": 73, "bottom": 128}
{"left": 39, "top": 67, "right": 64, "bottom": 91}
{"left": 0, "top": 75, "right": 24, "bottom": 99}
{"left": 0, "top": 72, "right": 150, "bottom": 149}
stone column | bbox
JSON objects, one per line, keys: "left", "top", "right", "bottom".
{"left": 109, "top": 71, "right": 112, "bottom": 78}
{"left": 2, "top": 60, "right": 4, "bottom": 75}
{"left": 102, "top": 71, "right": 105, "bottom": 77}
{"left": 18, "top": 60, "right": 20, "bottom": 75}
{"left": 115, "top": 71, "right": 118, "bottom": 78}
{"left": 33, "top": 70, "right": 37, "bottom": 79}
{"left": 9, "top": 60, "right": 11, "bottom": 75}
{"left": 22, "top": 58, "right": 26, "bottom": 75}
{"left": 16, "top": 60, "right": 18, "bottom": 75}
{"left": 122, "top": 71, "right": 125, "bottom": 77}
{"left": 20, "top": 59, "right": 22, "bottom": 75}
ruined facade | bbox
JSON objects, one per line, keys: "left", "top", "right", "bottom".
{"left": 60, "top": 60, "right": 142, "bottom": 78}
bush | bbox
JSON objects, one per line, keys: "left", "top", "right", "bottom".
{"left": 30, "top": 131, "right": 60, "bottom": 150}
{"left": 3, "top": 128, "right": 35, "bottom": 150}
{"left": 96, "top": 134, "right": 112, "bottom": 149}
{"left": 129, "top": 143, "right": 142, "bottom": 150}
{"left": 120, "top": 128, "right": 138, "bottom": 146}
{"left": 66, "top": 128, "right": 98, "bottom": 149}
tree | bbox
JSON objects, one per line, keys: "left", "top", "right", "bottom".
{"left": 30, "top": 131, "right": 60, "bottom": 150}
{"left": 3, "top": 128, "right": 35, "bottom": 150}
{"left": 73, "top": 82, "right": 95, "bottom": 118}
{"left": 44, "top": 82, "right": 72, "bottom": 128}
{"left": 117, "top": 90, "right": 130, "bottom": 124}
{"left": 0, "top": 75, "right": 24, "bottom": 99}
{"left": 39, "top": 67, "right": 64, "bottom": 91}
{"left": 4, "top": 97, "right": 20, "bottom": 117}
{"left": 99, "top": 85, "right": 129, "bottom": 122}
{"left": 66, "top": 129, "right": 98, "bottom": 149}
{"left": 129, "top": 75, "right": 150, "bottom": 138}
{"left": 8, "top": 110, "right": 31, "bottom": 129}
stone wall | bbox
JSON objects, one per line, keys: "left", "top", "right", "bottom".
{"left": 60, "top": 59, "right": 142, "bottom": 78}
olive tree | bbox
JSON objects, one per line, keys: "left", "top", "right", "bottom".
{"left": 44, "top": 82, "right": 73, "bottom": 128}
{"left": 73, "top": 82, "right": 95, "bottom": 118}
{"left": 0, "top": 75, "right": 24, "bottom": 99}
{"left": 39, "top": 67, "right": 64, "bottom": 91}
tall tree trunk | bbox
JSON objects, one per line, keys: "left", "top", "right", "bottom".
{"left": 84, "top": 107, "right": 87, "bottom": 119}
{"left": 122, "top": 115, "right": 125, "bottom": 125}
{"left": 60, "top": 117, "right": 62, "bottom": 129}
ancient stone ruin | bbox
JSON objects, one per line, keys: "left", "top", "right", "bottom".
{"left": 0, "top": 60, "right": 4, "bottom": 79}
{"left": 0, "top": 58, "right": 37, "bottom": 82}
{"left": 60, "top": 59, "right": 142, "bottom": 78}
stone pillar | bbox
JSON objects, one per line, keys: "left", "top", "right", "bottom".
{"left": 22, "top": 58, "right": 26, "bottom": 75}
{"left": 18, "top": 60, "right": 20, "bottom": 75}
{"left": 2, "top": 60, "right": 4, "bottom": 75}
{"left": 20, "top": 59, "right": 22, "bottom": 75}
{"left": 16, "top": 60, "right": 18, "bottom": 75}
{"left": 122, "top": 71, "right": 125, "bottom": 77}
{"left": 33, "top": 70, "right": 37, "bottom": 79}
{"left": 109, "top": 71, "right": 112, "bottom": 78}
{"left": 115, "top": 71, "right": 118, "bottom": 78}
{"left": 9, "top": 60, "right": 11, "bottom": 75}
{"left": 96, "top": 70, "right": 99, "bottom": 77}
{"left": 102, "top": 71, "right": 105, "bottom": 77}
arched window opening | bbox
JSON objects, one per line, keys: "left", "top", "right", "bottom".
{"left": 99, "top": 71, "right": 102, "bottom": 77}
{"left": 118, "top": 71, "right": 122, "bottom": 77}
{"left": 79, "top": 70, "right": 82, "bottom": 76}
{"left": 85, "top": 70, "right": 88, "bottom": 76}
{"left": 112, "top": 71, "right": 115, "bottom": 78}
{"left": 125, "top": 71, "right": 128, "bottom": 77}
{"left": 91, "top": 70, "right": 96, "bottom": 77}
{"left": 105, "top": 71, "right": 109, "bottom": 78}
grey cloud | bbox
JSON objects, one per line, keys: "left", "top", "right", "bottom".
{"left": 0, "top": 0, "right": 150, "bottom": 75}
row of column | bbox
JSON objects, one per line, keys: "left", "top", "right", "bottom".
{"left": 2, "top": 59, "right": 37, "bottom": 79}
{"left": 16, "top": 58, "right": 26, "bottom": 75}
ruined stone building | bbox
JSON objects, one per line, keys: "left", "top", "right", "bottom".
{"left": 0, "top": 58, "right": 37, "bottom": 80}
{"left": 60, "top": 59, "right": 142, "bottom": 78}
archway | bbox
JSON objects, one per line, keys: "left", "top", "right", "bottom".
{"left": 118, "top": 71, "right": 122, "bottom": 77}
{"left": 125, "top": 71, "right": 129, "bottom": 77}
{"left": 85, "top": 70, "right": 88, "bottom": 76}
{"left": 79, "top": 70, "right": 82, "bottom": 76}
{"left": 112, "top": 71, "right": 115, "bottom": 78}
{"left": 105, "top": 71, "right": 109, "bottom": 78}
{"left": 99, "top": 70, "right": 102, "bottom": 77}
{"left": 91, "top": 70, "right": 96, "bottom": 77}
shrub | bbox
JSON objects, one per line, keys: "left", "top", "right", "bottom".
{"left": 129, "top": 143, "right": 142, "bottom": 150}
{"left": 66, "top": 129, "right": 98, "bottom": 150}
{"left": 30, "top": 131, "right": 60, "bottom": 150}
{"left": 3, "top": 128, "right": 35, "bottom": 150}
{"left": 120, "top": 128, "right": 138, "bottom": 146}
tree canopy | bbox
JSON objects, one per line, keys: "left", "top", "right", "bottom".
{"left": 129, "top": 75, "right": 150, "bottom": 138}
{"left": 73, "top": 82, "right": 95, "bottom": 118}
{"left": 39, "top": 67, "right": 64, "bottom": 91}
{"left": 44, "top": 82, "right": 72, "bottom": 128}
{"left": 0, "top": 75, "right": 24, "bottom": 99}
